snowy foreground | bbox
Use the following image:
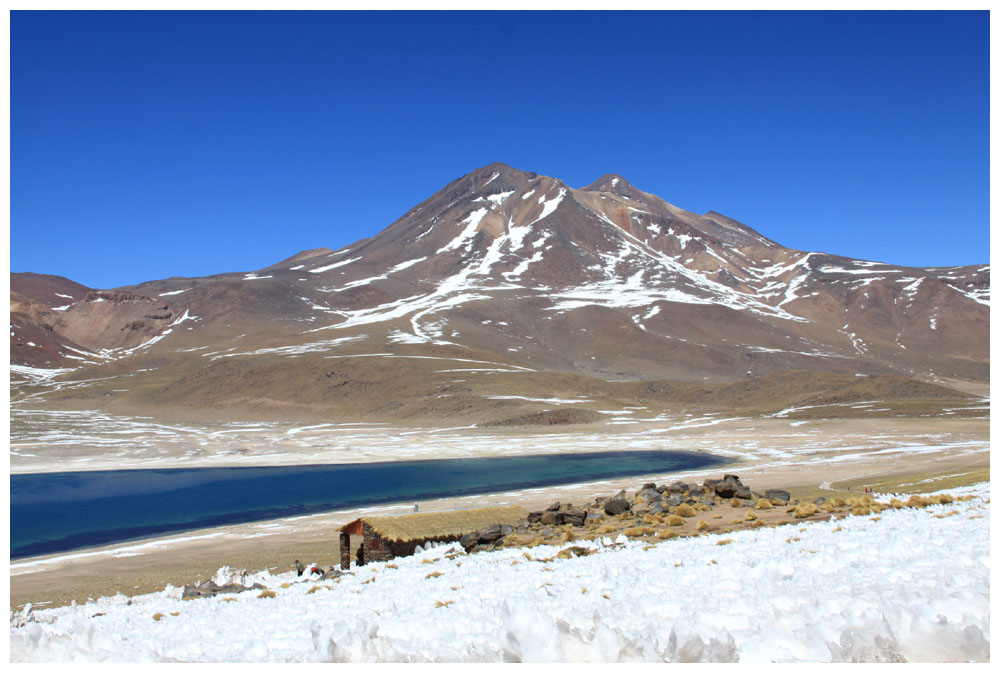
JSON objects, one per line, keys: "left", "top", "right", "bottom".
{"left": 10, "top": 484, "right": 990, "bottom": 663}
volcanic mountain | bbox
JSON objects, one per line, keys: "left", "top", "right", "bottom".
{"left": 11, "top": 163, "right": 989, "bottom": 424}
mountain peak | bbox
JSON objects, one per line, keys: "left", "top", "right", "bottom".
{"left": 581, "top": 173, "right": 639, "bottom": 196}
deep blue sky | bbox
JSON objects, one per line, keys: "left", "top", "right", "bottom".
{"left": 11, "top": 10, "right": 989, "bottom": 289}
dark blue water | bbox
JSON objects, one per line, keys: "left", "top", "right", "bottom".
{"left": 10, "top": 450, "right": 727, "bottom": 559}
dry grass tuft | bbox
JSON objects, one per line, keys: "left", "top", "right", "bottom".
{"left": 666, "top": 515, "right": 685, "bottom": 526}
{"left": 623, "top": 526, "right": 655, "bottom": 538}
{"left": 827, "top": 497, "right": 847, "bottom": 508}
{"left": 219, "top": 597, "right": 237, "bottom": 603}
{"left": 257, "top": 590, "right": 276, "bottom": 599}
{"left": 675, "top": 504, "right": 696, "bottom": 518}
{"left": 712, "top": 513, "right": 723, "bottom": 519}
{"left": 280, "top": 583, "right": 291, "bottom": 589}
{"left": 730, "top": 498, "right": 742, "bottom": 508}
{"left": 581, "top": 587, "right": 589, "bottom": 594}
{"left": 851, "top": 506, "right": 871, "bottom": 516}
{"left": 755, "top": 499, "right": 772, "bottom": 510}
{"left": 658, "top": 529, "right": 678, "bottom": 540}
{"left": 751, "top": 520, "right": 766, "bottom": 528}
{"left": 435, "top": 600, "right": 455, "bottom": 608}
{"left": 794, "top": 503, "right": 819, "bottom": 518}
{"left": 152, "top": 613, "right": 165, "bottom": 621}
{"left": 595, "top": 525, "right": 617, "bottom": 534}
{"left": 560, "top": 530, "right": 575, "bottom": 542}
{"left": 421, "top": 558, "right": 438, "bottom": 565}
{"left": 425, "top": 571, "right": 443, "bottom": 579}
{"left": 716, "top": 539, "right": 734, "bottom": 546}
{"left": 306, "top": 585, "right": 331, "bottom": 595}
{"left": 696, "top": 520, "right": 710, "bottom": 531}
{"left": 744, "top": 511, "right": 758, "bottom": 521}
{"left": 385, "top": 563, "right": 399, "bottom": 569}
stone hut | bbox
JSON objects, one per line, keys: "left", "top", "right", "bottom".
{"left": 339, "top": 505, "right": 527, "bottom": 569}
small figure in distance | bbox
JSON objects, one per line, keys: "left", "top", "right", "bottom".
{"left": 295, "top": 559, "right": 305, "bottom": 577}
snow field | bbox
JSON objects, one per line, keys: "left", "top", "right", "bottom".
{"left": 10, "top": 484, "right": 989, "bottom": 662}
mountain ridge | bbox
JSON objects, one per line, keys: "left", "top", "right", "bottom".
{"left": 10, "top": 162, "right": 989, "bottom": 424}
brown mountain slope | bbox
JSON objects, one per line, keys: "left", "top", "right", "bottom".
{"left": 11, "top": 163, "right": 988, "bottom": 423}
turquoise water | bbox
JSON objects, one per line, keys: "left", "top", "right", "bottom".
{"left": 10, "top": 450, "right": 726, "bottom": 558}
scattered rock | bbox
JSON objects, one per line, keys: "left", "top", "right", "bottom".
{"left": 604, "top": 497, "right": 631, "bottom": 516}
{"left": 765, "top": 489, "right": 791, "bottom": 503}
{"left": 540, "top": 510, "right": 563, "bottom": 526}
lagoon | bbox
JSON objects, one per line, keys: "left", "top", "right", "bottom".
{"left": 10, "top": 450, "right": 726, "bottom": 558}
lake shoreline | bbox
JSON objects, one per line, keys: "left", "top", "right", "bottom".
{"left": 10, "top": 442, "right": 989, "bottom": 611}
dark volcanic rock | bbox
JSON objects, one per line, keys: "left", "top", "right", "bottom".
{"left": 604, "top": 497, "right": 631, "bottom": 516}
{"left": 765, "top": 489, "right": 791, "bottom": 503}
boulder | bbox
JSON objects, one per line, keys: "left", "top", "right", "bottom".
{"left": 478, "top": 524, "right": 504, "bottom": 543}
{"left": 734, "top": 487, "right": 753, "bottom": 500}
{"left": 562, "top": 509, "right": 587, "bottom": 526}
{"left": 723, "top": 474, "right": 742, "bottom": 483}
{"left": 669, "top": 481, "right": 690, "bottom": 494}
{"left": 634, "top": 488, "right": 661, "bottom": 504}
{"left": 703, "top": 478, "right": 721, "bottom": 491}
{"left": 765, "top": 489, "right": 791, "bottom": 503}
{"left": 545, "top": 502, "right": 561, "bottom": 512}
{"left": 527, "top": 511, "right": 543, "bottom": 524}
{"left": 715, "top": 481, "right": 740, "bottom": 498}
{"left": 460, "top": 532, "right": 479, "bottom": 550}
{"left": 641, "top": 482, "right": 658, "bottom": 492}
{"left": 604, "top": 497, "right": 631, "bottom": 516}
{"left": 649, "top": 501, "right": 667, "bottom": 515}
{"left": 540, "top": 510, "right": 564, "bottom": 526}
{"left": 499, "top": 524, "right": 515, "bottom": 537}
{"left": 666, "top": 494, "right": 684, "bottom": 507}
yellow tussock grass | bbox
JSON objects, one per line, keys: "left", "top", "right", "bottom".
{"left": 744, "top": 511, "right": 758, "bottom": 521}
{"left": 170, "top": 612, "right": 180, "bottom": 617}
{"left": 755, "top": 499, "right": 772, "bottom": 510}
{"left": 425, "top": 571, "right": 443, "bottom": 579}
{"left": 435, "top": 600, "right": 455, "bottom": 608}
{"left": 581, "top": 587, "right": 589, "bottom": 594}
{"left": 751, "top": 520, "right": 766, "bottom": 528}
{"left": 730, "top": 498, "right": 742, "bottom": 508}
{"left": 696, "top": 520, "right": 710, "bottom": 531}
{"left": 307, "top": 585, "right": 330, "bottom": 595}
{"left": 152, "top": 613, "right": 165, "bottom": 621}
{"left": 827, "top": 497, "right": 846, "bottom": 507}
{"left": 794, "top": 503, "right": 819, "bottom": 518}
{"left": 666, "top": 515, "right": 685, "bottom": 526}
{"left": 280, "top": 583, "right": 291, "bottom": 589}
{"left": 623, "top": 526, "right": 655, "bottom": 537}
{"left": 595, "top": 525, "right": 617, "bottom": 534}
{"left": 561, "top": 530, "right": 575, "bottom": 542}
{"left": 658, "top": 529, "right": 678, "bottom": 540}
{"left": 257, "top": 590, "right": 276, "bottom": 599}
{"left": 712, "top": 514, "right": 723, "bottom": 519}
{"left": 716, "top": 539, "right": 734, "bottom": 546}
{"left": 851, "top": 506, "right": 871, "bottom": 516}
{"left": 675, "top": 504, "right": 696, "bottom": 517}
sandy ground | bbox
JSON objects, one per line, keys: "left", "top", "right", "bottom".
{"left": 9, "top": 416, "right": 988, "bottom": 611}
